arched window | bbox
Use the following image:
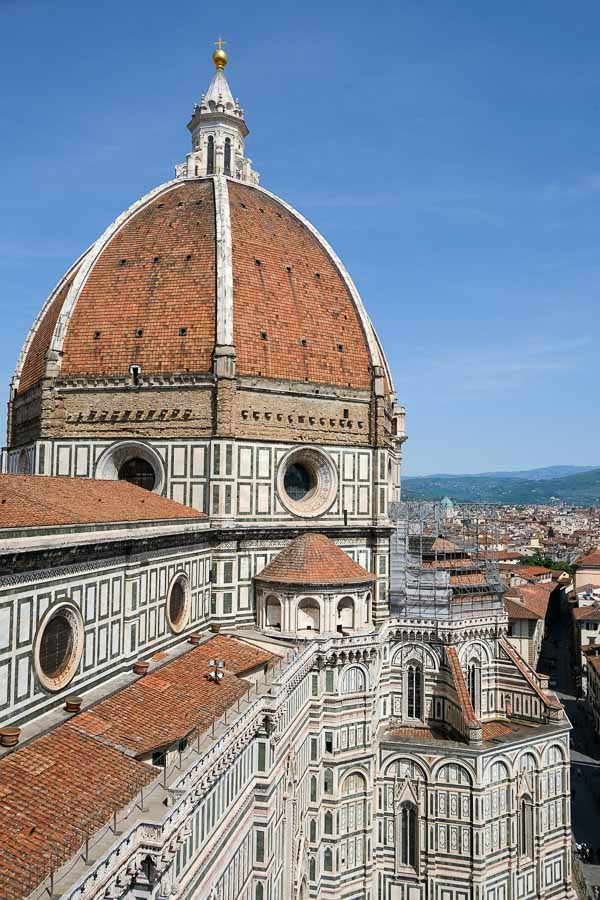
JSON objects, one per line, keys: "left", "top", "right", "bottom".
{"left": 468, "top": 661, "right": 480, "bottom": 714}
{"left": 407, "top": 663, "right": 423, "bottom": 719}
{"left": 324, "top": 810, "right": 333, "bottom": 834}
{"left": 310, "top": 775, "right": 317, "bottom": 802}
{"left": 255, "top": 884, "right": 264, "bottom": 900}
{"left": 309, "top": 856, "right": 316, "bottom": 881}
{"left": 265, "top": 595, "right": 281, "bottom": 630}
{"left": 342, "top": 772, "right": 366, "bottom": 796}
{"left": 224, "top": 137, "right": 232, "bottom": 175}
{"left": 207, "top": 136, "right": 215, "bottom": 174}
{"left": 323, "top": 768, "right": 334, "bottom": 794}
{"left": 399, "top": 802, "right": 417, "bottom": 868}
{"left": 323, "top": 847, "right": 333, "bottom": 872}
{"left": 341, "top": 666, "right": 366, "bottom": 694}
{"left": 519, "top": 796, "right": 533, "bottom": 858}
{"left": 337, "top": 597, "right": 354, "bottom": 632}
{"left": 298, "top": 598, "right": 320, "bottom": 633}
{"left": 309, "top": 818, "right": 316, "bottom": 842}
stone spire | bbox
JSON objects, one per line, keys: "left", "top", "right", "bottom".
{"left": 175, "top": 40, "right": 259, "bottom": 184}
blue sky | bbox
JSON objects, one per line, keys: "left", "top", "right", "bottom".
{"left": 1, "top": 0, "right": 599, "bottom": 475}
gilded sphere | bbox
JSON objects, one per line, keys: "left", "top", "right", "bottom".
{"left": 212, "top": 48, "right": 228, "bottom": 69}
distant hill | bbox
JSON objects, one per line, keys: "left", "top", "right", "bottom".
{"left": 418, "top": 465, "right": 599, "bottom": 481}
{"left": 402, "top": 468, "right": 600, "bottom": 505}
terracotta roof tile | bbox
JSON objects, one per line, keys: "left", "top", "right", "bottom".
{"left": 0, "top": 636, "right": 273, "bottom": 898}
{"left": 60, "top": 180, "right": 217, "bottom": 378}
{"left": 18, "top": 264, "right": 83, "bottom": 394}
{"left": 255, "top": 533, "right": 375, "bottom": 586}
{"left": 446, "top": 646, "right": 480, "bottom": 728}
{"left": 0, "top": 475, "right": 205, "bottom": 529}
{"left": 504, "top": 597, "right": 541, "bottom": 620}
{"left": 0, "top": 723, "right": 157, "bottom": 899}
{"left": 572, "top": 605, "right": 600, "bottom": 621}
{"left": 229, "top": 182, "right": 372, "bottom": 389}
{"left": 576, "top": 549, "right": 600, "bottom": 567}
{"left": 71, "top": 635, "right": 274, "bottom": 756}
{"left": 499, "top": 637, "right": 561, "bottom": 710}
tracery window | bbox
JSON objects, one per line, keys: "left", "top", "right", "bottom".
{"left": 207, "top": 136, "right": 215, "bottom": 174}
{"left": 407, "top": 663, "right": 423, "bottom": 719}
{"left": 467, "top": 661, "right": 481, "bottom": 714}
{"left": 399, "top": 802, "right": 417, "bottom": 868}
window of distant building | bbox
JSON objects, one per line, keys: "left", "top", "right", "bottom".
{"left": 224, "top": 137, "right": 232, "bottom": 175}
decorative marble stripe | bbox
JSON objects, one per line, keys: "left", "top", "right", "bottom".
{"left": 214, "top": 175, "right": 234, "bottom": 347}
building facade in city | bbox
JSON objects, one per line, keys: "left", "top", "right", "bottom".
{"left": 0, "top": 46, "right": 574, "bottom": 900}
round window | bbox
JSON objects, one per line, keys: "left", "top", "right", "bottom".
{"left": 166, "top": 575, "right": 190, "bottom": 634}
{"left": 283, "top": 462, "right": 315, "bottom": 501}
{"left": 35, "top": 605, "right": 84, "bottom": 692}
{"left": 118, "top": 457, "right": 156, "bottom": 491}
{"left": 278, "top": 447, "right": 338, "bottom": 519}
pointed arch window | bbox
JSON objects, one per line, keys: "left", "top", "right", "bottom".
{"left": 399, "top": 802, "right": 417, "bottom": 868}
{"left": 323, "top": 847, "right": 333, "bottom": 872}
{"left": 324, "top": 810, "right": 333, "bottom": 834}
{"left": 207, "top": 136, "right": 215, "bottom": 175}
{"left": 519, "top": 795, "right": 534, "bottom": 858}
{"left": 224, "top": 137, "right": 232, "bottom": 175}
{"left": 309, "top": 818, "right": 317, "bottom": 842}
{"left": 407, "top": 663, "right": 423, "bottom": 719}
{"left": 468, "top": 661, "right": 481, "bottom": 714}
{"left": 310, "top": 775, "right": 317, "bottom": 803}
{"left": 309, "top": 857, "right": 316, "bottom": 881}
{"left": 323, "top": 767, "right": 334, "bottom": 794}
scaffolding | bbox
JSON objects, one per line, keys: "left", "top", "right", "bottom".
{"left": 389, "top": 500, "right": 505, "bottom": 622}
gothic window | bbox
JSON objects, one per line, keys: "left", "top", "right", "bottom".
{"left": 224, "top": 137, "right": 232, "bottom": 175}
{"left": 310, "top": 776, "right": 317, "bottom": 802}
{"left": 341, "top": 666, "right": 366, "bottom": 694}
{"left": 255, "top": 884, "right": 264, "bottom": 900}
{"left": 309, "top": 857, "right": 316, "bottom": 881}
{"left": 323, "top": 847, "right": 333, "bottom": 872}
{"left": 323, "top": 768, "right": 334, "bottom": 794}
{"left": 407, "top": 663, "right": 423, "bottom": 719}
{"left": 399, "top": 802, "right": 417, "bottom": 868}
{"left": 207, "top": 136, "right": 215, "bottom": 174}
{"left": 324, "top": 811, "right": 333, "bottom": 834}
{"left": 468, "top": 661, "right": 481, "bottom": 714}
{"left": 519, "top": 796, "right": 533, "bottom": 858}
{"left": 309, "top": 819, "right": 316, "bottom": 842}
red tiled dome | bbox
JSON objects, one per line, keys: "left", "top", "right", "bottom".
{"left": 14, "top": 177, "right": 391, "bottom": 394}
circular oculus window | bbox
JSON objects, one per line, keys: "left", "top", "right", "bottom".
{"left": 166, "top": 574, "right": 191, "bottom": 634}
{"left": 118, "top": 456, "right": 156, "bottom": 491}
{"left": 35, "top": 604, "right": 84, "bottom": 692}
{"left": 277, "top": 447, "right": 338, "bottom": 518}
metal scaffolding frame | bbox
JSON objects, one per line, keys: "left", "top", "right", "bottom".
{"left": 389, "top": 500, "right": 505, "bottom": 622}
